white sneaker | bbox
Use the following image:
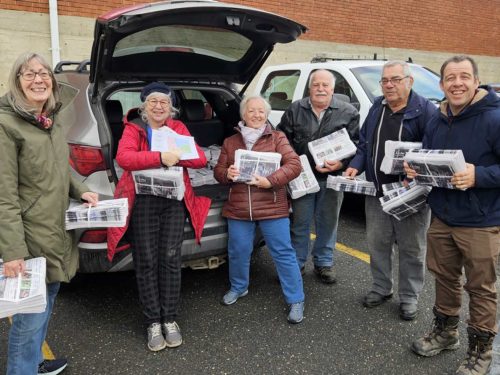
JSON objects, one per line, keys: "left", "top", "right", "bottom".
{"left": 163, "top": 321, "right": 183, "bottom": 348}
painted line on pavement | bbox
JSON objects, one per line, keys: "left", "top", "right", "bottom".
{"left": 310, "top": 233, "right": 370, "bottom": 264}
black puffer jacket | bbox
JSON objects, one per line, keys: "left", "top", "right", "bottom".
{"left": 214, "top": 124, "right": 301, "bottom": 221}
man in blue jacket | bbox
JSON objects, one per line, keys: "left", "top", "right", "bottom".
{"left": 345, "top": 61, "right": 436, "bottom": 320}
{"left": 408, "top": 55, "right": 500, "bottom": 375}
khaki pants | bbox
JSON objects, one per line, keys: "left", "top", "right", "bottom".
{"left": 427, "top": 217, "right": 500, "bottom": 335}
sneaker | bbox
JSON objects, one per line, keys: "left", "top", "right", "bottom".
{"left": 38, "top": 359, "right": 68, "bottom": 375}
{"left": 455, "top": 327, "right": 494, "bottom": 375}
{"left": 147, "top": 322, "right": 167, "bottom": 352}
{"left": 163, "top": 321, "right": 183, "bottom": 348}
{"left": 411, "top": 308, "right": 460, "bottom": 357}
{"left": 288, "top": 301, "right": 304, "bottom": 324}
{"left": 400, "top": 302, "right": 418, "bottom": 321}
{"left": 362, "top": 291, "right": 393, "bottom": 308}
{"left": 221, "top": 290, "right": 248, "bottom": 305}
{"left": 314, "top": 266, "right": 337, "bottom": 284}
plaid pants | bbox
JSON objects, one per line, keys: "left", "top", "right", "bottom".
{"left": 130, "top": 195, "right": 186, "bottom": 325}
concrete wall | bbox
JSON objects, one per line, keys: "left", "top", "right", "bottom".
{"left": 0, "top": 9, "right": 499, "bottom": 96}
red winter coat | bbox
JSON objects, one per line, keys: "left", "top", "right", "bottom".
{"left": 107, "top": 109, "right": 211, "bottom": 261}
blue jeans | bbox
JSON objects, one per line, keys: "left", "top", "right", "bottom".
{"left": 227, "top": 218, "right": 304, "bottom": 304}
{"left": 7, "top": 282, "right": 60, "bottom": 375}
{"left": 291, "top": 180, "right": 343, "bottom": 268}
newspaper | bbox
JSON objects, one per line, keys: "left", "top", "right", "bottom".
{"left": 234, "top": 149, "right": 282, "bottom": 183}
{"left": 307, "top": 128, "right": 357, "bottom": 168}
{"left": 380, "top": 141, "right": 422, "bottom": 175}
{"left": 326, "top": 175, "right": 377, "bottom": 196}
{"left": 0, "top": 257, "right": 47, "bottom": 318}
{"left": 404, "top": 149, "right": 467, "bottom": 189}
{"left": 151, "top": 126, "right": 199, "bottom": 160}
{"left": 132, "top": 167, "right": 185, "bottom": 200}
{"left": 188, "top": 145, "right": 220, "bottom": 187}
{"left": 379, "top": 183, "right": 431, "bottom": 221}
{"left": 65, "top": 198, "right": 129, "bottom": 230}
{"left": 288, "top": 155, "right": 320, "bottom": 199}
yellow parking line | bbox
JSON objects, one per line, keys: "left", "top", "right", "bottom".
{"left": 7, "top": 317, "right": 55, "bottom": 360}
{"left": 310, "top": 233, "right": 370, "bottom": 264}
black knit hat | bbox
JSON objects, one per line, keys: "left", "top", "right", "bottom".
{"left": 140, "top": 82, "right": 175, "bottom": 105}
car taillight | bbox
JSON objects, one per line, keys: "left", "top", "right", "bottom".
{"left": 69, "top": 144, "right": 106, "bottom": 176}
{"left": 80, "top": 229, "right": 107, "bottom": 243}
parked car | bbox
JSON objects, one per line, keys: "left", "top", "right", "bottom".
{"left": 55, "top": 0, "right": 306, "bottom": 273}
{"left": 253, "top": 56, "right": 444, "bottom": 127}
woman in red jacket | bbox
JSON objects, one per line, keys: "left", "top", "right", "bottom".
{"left": 214, "top": 95, "right": 305, "bottom": 323}
{"left": 111, "top": 82, "right": 210, "bottom": 351}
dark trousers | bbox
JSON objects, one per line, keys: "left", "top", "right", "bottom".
{"left": 427, "top": 217, "right": 500, "bottom": 335}
{"left": 130, "top": 195, "right": 186, "bottom": 325}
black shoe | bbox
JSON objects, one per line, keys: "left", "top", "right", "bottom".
{"left": 362, "top": 291, "right": 392, "bottom": 308}
{"left": 314, "top": 266, "right": 337, "bottom": 284}
{"left": 400, "top": 302, "right": 418, "bottom": 321}
{"left": 38, "top": 359, "right": 68, "bottom": 375}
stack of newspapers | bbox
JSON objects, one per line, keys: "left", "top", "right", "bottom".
{"left": 380, "top": 181, "right": 431, "bottom": 220}
{"left": 308, "top": 128, "right": 357, "bottom": 168}
{"left": 0, "top": 257, "right": 47, "bottom": 318}
{"left": 132, "top": 167, "right": 185, "bottom": 200}
{"left": 234, "top": 149, "right": 282, "bottom": 183}
{"left": 326, "top": 175, "right": 377, "bottom": 196}
{"left": 188, "top": 145, "right": 221, "bottom": 187}
{"left": 380, "top": 141, "right": 422, "bottom": 175}
{"left": 404, "top": 149, "right": 466, "bottom": 189}
{"left": 288, "top": 155, "right": 320, "bottom": 199}
{"left": 65, "top": 198, "right": 128, "bottom": 230}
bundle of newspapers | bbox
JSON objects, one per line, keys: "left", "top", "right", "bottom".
{"left": 380, "top": 141, "right": 422, "bottom": 175}
{"left": 404, "top": 149, "right": 466, "bottom": 189}
{"left": 308, "top": 128, "right": 357, "bottom": 168}
{"left": 0, "top": 257, "right": 47, "bottom": 318}
{"left": 380, "top": 181, "right": 431, "bottom": 220}
{"left": 65, "top": 198, "right": 129, "bottom": 230}
{"left": 188, "top": 145, "right": 221, "bottom": 187}
{"left": 234, "top": 149, "right": 282, "bottom": 183}
{"left": 288, "top": 155, "right": 320, "bottom": 199}
{"left": 132, "top": 167, "right": 185, "bottom": 200}
{"left": 326, "top": 175, "right": 377, "bottom": 196}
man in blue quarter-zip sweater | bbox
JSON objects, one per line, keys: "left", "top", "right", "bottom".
{"left": 408, "top": 55, "right": 500, "bottom": 375}
{"left": 346, "top": 61, "right": 437, "bottom": 321}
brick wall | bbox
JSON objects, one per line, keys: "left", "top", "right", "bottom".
{"left": 1, "top": 0, "right": 499, "bottom": 56}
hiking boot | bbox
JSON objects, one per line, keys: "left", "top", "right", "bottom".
{"left": 147, "top": 322, "right": 167, "bottom": 352}
{"left": 362, "top": 291, "right": 393, "bottom": 308}
{"left": 221, "top": 290, "right": 248, "bottom": 305}
{"left": 38, "top": 359, "right": 68, "bottom": 375}
{"left": 314, "top": 266, "right": 337, "bottom": 284}
{"left": 288, "top": 301, "right": 304, "bottom": 324}
{"left": 163, "top": 321, "right": 183, "bottom": 348}
{"left": 411, "top": 307, "right": 460, "bottom": 357}
{"left": 455, "top": 327, "right": 494, "bottom": 375}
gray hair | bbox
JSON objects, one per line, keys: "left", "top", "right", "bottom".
{"left": 138, "top": 91, "right": 179, "bottom": 123}
{"left": 440, "top": 55, "right": 479, "bottom": 82}
{"left": 239, "top": 95, "right": 271, "bottom": 119}
{"left": 382, "top": 61, "right": 412, "bottom": 77}
{"left": 308, "top": 69, "right": 336, "bottom": 89}
{"left": 7, "top": 52, "right": 59, "bottom": 116}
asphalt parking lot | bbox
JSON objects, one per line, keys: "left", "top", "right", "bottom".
{"left": 1, "top": 203, "right": 500, "bottom": 374}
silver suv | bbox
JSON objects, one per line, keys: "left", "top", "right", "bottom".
{"left": 55, "top": 1, "right": 306, "bottom": 273}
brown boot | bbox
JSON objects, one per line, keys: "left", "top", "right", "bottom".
{"left": 411, "top": 307, "right": 460, "bottom": 357}
{"left": 455, "top": 327, "right": 494, "bottom": 375}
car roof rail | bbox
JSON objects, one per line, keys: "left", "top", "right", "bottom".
{"left": 310, "top": 54, "right": 414, "bottom": 64}
{"left": 54, "top": 59, "right": 91, "bottom": 73}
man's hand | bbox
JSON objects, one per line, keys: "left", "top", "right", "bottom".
{"left": 226, "top": 165, "right": 240, "bottom": 181}
{"left": 316, "top": 160, "right": 343, "bottom": 174}
{"left": 248, "top": 175, "right": 272, "bottom": 189}
{"left": 403, "top": 161, "right": 418, "bottom": 179}
{"left": 3, "top": 259, "right": 25, "bottom": 278}
{"left": 344, "top": 167, "right": 358, "bottom": 179}
{"left": 451, "top": 163, "right": 475, "bottom": 190}
{"left": 81, "top": 192, "right": 99, "bottom": 207}
{"left": 161, "top": 150, "right": 181, "bottom": 167}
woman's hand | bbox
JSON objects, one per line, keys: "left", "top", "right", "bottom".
{"left": 226, "top": 165, "right": 240, "bottom": 181}
{"left": 248, "top": 175, "right": 272, "bottom": 189}
{"left": 81, "top": 192, "right": 99, "bottom": 207}
{"left": 3, "top": 259, "right": 25, "bottom": 278}
{"left": 161, "top": 150, "right": 181, "bottom": 167}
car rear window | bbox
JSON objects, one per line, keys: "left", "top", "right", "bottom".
{"left": 113, "top": 25, "right": 252, "bottom": 62}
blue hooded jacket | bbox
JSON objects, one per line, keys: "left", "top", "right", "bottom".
{"left": 424, "top": 86, "right": 500, "bottom": 227}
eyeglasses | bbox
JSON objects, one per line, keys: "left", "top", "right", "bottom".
{"left": 147, "top": 99, "right": 170, "bottom": 108}
{"left": 379, "top": 76, "right": 409, "bottom": 86}
{"left": 18, "top": 70, "right": 52, "bottom": 81}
